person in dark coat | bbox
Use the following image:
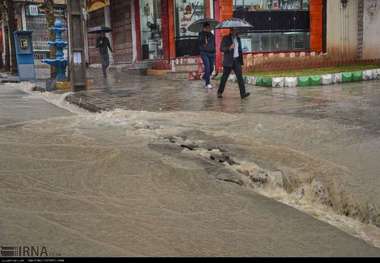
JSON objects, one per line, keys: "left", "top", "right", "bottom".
{"left": 96, "top": 32, "right": 113, "bottom": 78}
{"left": 198, "top": 22, "right": 216, "bottom": 89}
{"left": 217, "top": 28, "right": 250, "bottom": 99}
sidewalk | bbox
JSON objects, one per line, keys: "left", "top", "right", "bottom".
{"left": 67, "top": 68, "right": 380, "bottom": 133}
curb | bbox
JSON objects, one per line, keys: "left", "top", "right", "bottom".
{"left": 227, "top": 68, "right": 380, "bottom": 88}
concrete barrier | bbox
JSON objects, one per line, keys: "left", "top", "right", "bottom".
{"left": 363, "top": 70, "right": 374, "bottom": 80}
{"left": 310, "top": 75, "right": 322, "bottom": 86}
{"left": 342, "top": 72, "right": 353, "bottom": 82}
{"left": 262, "top": 77, "right": 273, "bottom": 87}
{"left": 321, "top": 74, "right": 333, "bottom": 85}
{"left": 285, "top": 77, "right": 297, "bottom": 88}
{"left": 332, "top": 73, "right": 342, "bottom": 83}
{"left": 255, "top": 76, "right": 263, "bottom": 86}
{"left": 228, "top": 75, "right": 237, "bottom": 82}
{"left": 272, "top": 77, "right": 285, "bottom": 88}
{"left": 373, "top": 69, "right": 380, "bottom": 80}
{"left": 245, "top": 68, "right": 378, "bottom": 89}
{"left": 352, "top": 71, "right": 363, "bottom": 82}
{"left": 246, "top": 76, "right": 256, "bottom": 85}
{"left": 298, "top": 76, "right": 310, "bottom": 87}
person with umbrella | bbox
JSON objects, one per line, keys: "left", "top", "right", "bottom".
{"left": 216, "top": 19, "right": 251, "bottom": 99}
{"left": 95, "top": 30, "right": 113, "bottom": 78}
{"left": 198, "top": 22, "right": 216, "bottom": 89}
{"left": 188, "top": 18, "right": 219, "bottom": 88}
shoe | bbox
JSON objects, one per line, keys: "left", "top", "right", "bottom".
{"left": 217, "top": 93, "right": 223, "bottom": 98}
{"left": 207, "top": 84, "right": 213, "bottom": 89}
{"left": 241, "top": 92, "right": 250, "bottom": 99}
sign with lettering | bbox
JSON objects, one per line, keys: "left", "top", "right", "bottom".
{"left": 27, "top": 5, "right": 39, "bottom": 16}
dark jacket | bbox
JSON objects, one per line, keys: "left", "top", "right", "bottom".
{"left": 198, "top": 31, "right": 216, "bottom": 54}
{"left": 220, "top": 34, "right": 244, "bottom": 67}
{"left": 96, "top": 36, "right": 112, "bottom": 56}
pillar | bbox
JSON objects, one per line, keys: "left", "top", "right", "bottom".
{"left": 104, "top": 6, "right": 114, "bottom": 64}
{"left": 215, "top": 0, "right": 233, "bottom": 71}
{"left": 310, "top": 0, "right": 323, "bottom": 52}
{"left": 134, "top": 0, "right": 142, "bottom": 61}
{"left": 67, "top": 0, "right": 87, "bottom": 91}
{"left": 168, "top": 0, "right": 176, "bottom": 59}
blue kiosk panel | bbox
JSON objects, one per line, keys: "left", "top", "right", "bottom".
{"left": 14, "top": 31, "right": 36, "bottom": 81}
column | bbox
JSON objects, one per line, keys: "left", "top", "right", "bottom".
{"left": 168, "top": 0, "right": 176, "bottom": 59}
{"left": 134, "top": 0, "right": 142, "bottom": 61}
{"left": 310, "top": 0, "right": 323, "bottom": 52}
{"left": 21, "top": 5, "right": 27, "bottom": 30}
{"left": 104, "top": 5, "right": 114, "bottom": 64}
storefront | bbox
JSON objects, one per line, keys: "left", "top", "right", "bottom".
{"left": 85, "top": 0, "right": 324, "bottom": 71}
{"left": 135, "top": 0, "right": 211, "bottom": 61}
{"left": 87, "top": 0, "right": 133, "bottom": 64}
{"left": 174, "top": 0, "right": 208, "bottom": 56}
{"left": 139, "top": 0, "right": 164, "bottom": 60}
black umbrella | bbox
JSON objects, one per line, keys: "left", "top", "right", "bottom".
{"left": 88, "top": 26, "right": 112, "bottom": 34}
{"left": 215, "top": 18, "right": 253, "bottom": 29}
{"left": 187, "top": 18, "right": 220, "bottom": 33}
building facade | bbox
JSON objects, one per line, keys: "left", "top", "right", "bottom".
{"left": 4, "top": 0, "right": 67, "bottom": 63}
{"left": 4, "top": 1, "right": 378, "bottom": 74}
{"left": 86, "top": 0, "right": 330, "bottom": 71}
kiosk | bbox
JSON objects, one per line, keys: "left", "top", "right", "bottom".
{"left": 13, "top": 31, "right": 36, "bottom": 81}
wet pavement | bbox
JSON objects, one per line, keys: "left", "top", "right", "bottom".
{"left": 1, "top": 84, "right": 380, "bottom": 256}
{"left": 69, "top": 69, "right": 380, "bottom": 133}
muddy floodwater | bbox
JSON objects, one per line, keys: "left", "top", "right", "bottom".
{"left": 1, "top": 79, "right": 380, "bottom": 256}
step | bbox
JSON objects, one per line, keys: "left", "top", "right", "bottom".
{"left": 166, "top": 72, "right": 190, "bottom": 80}
{"left": 173, "top": 64, "right": 199, "bottom": 72}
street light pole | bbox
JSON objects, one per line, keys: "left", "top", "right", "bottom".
{"left": 67, "top": 0, "right": 86, "bottom": 91}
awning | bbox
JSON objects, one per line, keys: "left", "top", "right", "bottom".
{"left": 86, "top": 0, "right": 110, "bottom": 13}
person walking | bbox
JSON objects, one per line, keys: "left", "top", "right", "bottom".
{"left": 217, "top": 28, "right": 250, "bottom": 99}
{"left": 198, "top": 22, "right": 216, "bottom": 89}
{"left": 96, "top": 32, "right": 113, "bottom": 78}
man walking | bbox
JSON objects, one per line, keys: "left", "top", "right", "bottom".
{"left": 198, "top": 22, "right": 216, "bottom": 89}
{"left": 96, "top": 32, "right": 113, "bottom": 78}
{"left": 217, "top": 28, "right": 250, "bottom": 99}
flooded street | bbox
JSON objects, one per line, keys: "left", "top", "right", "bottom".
{"left": 1, "top": 77, "right": 380, "bottom": 256}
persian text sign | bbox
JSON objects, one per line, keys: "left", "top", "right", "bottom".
{"left": 87, "top": 0, "right": 110, "bottom": 13}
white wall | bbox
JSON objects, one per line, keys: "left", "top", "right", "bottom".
{"left": 327, "top": 0, "right": 358, "bottom": 60}
{"left": 362, "top": 0, "right": 380, "bottom": 59}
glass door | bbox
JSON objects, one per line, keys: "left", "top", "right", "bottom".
{"left": 140, "top": 0, "right": 164, "bottom": 60}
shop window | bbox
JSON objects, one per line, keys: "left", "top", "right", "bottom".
{"left": 240, "top": 32, "right": 309, "bottom": 52}
{"left": 175, "top": 0, "right": 205, "bottom": 38}
{"left": 175, "top": 0, "right": 205, "bottom": 57}
{"left": 233, "top": 0, "right": 310, "bottom": 53}
{"left": 234, "top": 0, "right": 309, "bottom": 11}
{"left": 140, "top": 0, "right": 164, "bottom": 60}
